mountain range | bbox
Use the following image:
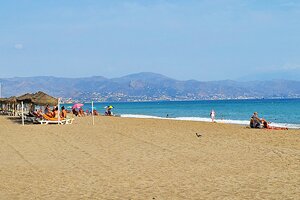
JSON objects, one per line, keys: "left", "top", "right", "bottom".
{"left": 0, "top": 72, "right": 299, "bottom": 102}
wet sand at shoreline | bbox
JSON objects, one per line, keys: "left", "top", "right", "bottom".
{"left": 0, "top": 115, "right": 299, "bottom": 199}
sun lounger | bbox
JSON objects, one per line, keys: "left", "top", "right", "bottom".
{"left": 25, "top": 116, "right": 36, "bottom": 123}
{"left": 37, "top": 115, "right": 74, "bottom": 125}
{"left": 38, "top": 119, "right": 66, "bottom": 125}
{"left": 37, "top": 114, "right": 64, "bottom": 125}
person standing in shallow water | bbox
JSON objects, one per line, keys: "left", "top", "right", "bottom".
{"left": 210, "top": 109, "right": 215, "bottom": 122}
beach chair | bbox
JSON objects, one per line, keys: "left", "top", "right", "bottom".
{"left": 38, "top": 119, "right": 67, "bottom": 125}
{"left": 37, "top": 114, "right": 74, "bottom": 125}
{"left": 37, "top": 114, "right": 67, "bottom": 125}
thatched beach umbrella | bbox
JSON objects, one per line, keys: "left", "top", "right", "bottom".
{"left": 17, "top": 91, "right": 57, "bottom": 122}
{"left": 31, "top": 91, "right": 60, "bottom": 123}
{"left": 0, "top": 98, "right": 7, "bottom": 103}
{"left": 7, "top": 96, "right": 17, "bottom": 109}
{"left": 32, "top": 91, "right": 58, "bottom": 106}
{"left": 0, "top": 98, "right": 7, "bottom": 111}
{"left": 7, "top": 96, "right": 17, "bottom": 103}
{"left": 0, "top": 97, "right": 10, "bottom": 110}
{"left": 17, "top": 93, "right": 34, "bottom": 104}
{"left": 17, "top": 93, "right": 34, "bottom": 122}
{"left": 4, "top": 96, "right": 17, "bottom": 115}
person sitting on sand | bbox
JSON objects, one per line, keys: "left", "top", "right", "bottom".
{"left": 105, "top": 105, "right": 114, "bottom": 116}
{"left": 261, "top": 119, "right": 288, "bottom": 130}
{"left": 78, "top": 108, "right": 85, "bottom": 117}
{"left": 250, "top": 112, "right": 288, "bottom": 130}
{"left": 72, "top": 108, "right": 78, "bottom": 116}
{"left": 60, "top": 106, "right": 67, "bottom": 118}
{"left": 250, "top": 112, "right": 263, "bottom": 128}
{"left": 93, "top": 109, "right": 99, "bottom": 116}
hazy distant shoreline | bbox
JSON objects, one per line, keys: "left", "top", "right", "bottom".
{"left": 62, "top": 97, "right": 300, "bottom": 104}
{"left": 1, "top": 73, "right": 299, "bottom": 101}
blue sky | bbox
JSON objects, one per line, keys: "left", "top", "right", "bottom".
{"left": 1, "top": 0, "right": 300, "bottom": 81}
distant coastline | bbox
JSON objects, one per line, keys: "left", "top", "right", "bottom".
{"left": 61, "top": 97, "right": 300, "bottom": 104}
{"left": 1, "top": 73, "right": 299, "bottom": 101}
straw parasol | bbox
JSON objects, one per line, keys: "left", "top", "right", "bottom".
{"left": 0, "top": 98, "right": 7, "bottom": 109}
{"left": 0, "top": 96, "right": 17, "bottom": 106}
{"left": 31, "top": 91, "right": 58, "bottom": 106}
{"left": 3, "top": 96, "right": 17, "bottom": 115}
{"left": 6, "top": 96, "right": 17, "bottom": 103}
{"left": 17, "top": 93, "right": 34, "bottom": 104}
{"left": 0, "top": 98, "right": 7, "bottom": 103}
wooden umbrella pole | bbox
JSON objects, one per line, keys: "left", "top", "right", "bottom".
{"left": 21, "top": 101, "right": 24, "bottom": 126}
{"left": 57, "top": 98, "right": 60, "bottom": 124}
{"left": 92, "top": 101, "right": 95, "bottom": 125}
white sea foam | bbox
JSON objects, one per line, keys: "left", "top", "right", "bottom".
{"left": 120, "top": 114, "right": 300, "bottom": 129}
{"left": 121, "top": 114, "right": 164, "bottom": 119}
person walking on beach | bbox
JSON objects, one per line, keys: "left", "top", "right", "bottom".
{"left": 210, "top": 109, "right": 215, "bottom": 122}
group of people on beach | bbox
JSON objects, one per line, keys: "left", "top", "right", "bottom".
{"left": 31, "top": 103, "right": 288, "bottom": 130}
{"left": 72, "top": 108, "right": 100, "bottom": 117}
{"left": 72, "top": 107, "right": 84, "bottom": 117}
{"left": 209, "top": 109, "right": 287, "bottom": 130}
{"left": 29, "top": 104, "right": 67, "bottom": 119}
{"left": 34, "top": 103, "right": 289, "bottom": 130}
{"left": 250, "top": 112, "right": 288, "bottom": 130}
{"left": 43, "top": 105, "right": 67, "bottom": 118}
{"left": 72, "top": 105, "right": 114, "bottom": 117}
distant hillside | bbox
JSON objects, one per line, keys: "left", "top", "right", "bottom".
{"left": 1, "top": 72, "right": 300, "bottom": 101}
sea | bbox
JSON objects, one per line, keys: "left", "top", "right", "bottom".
{"left": 63, "top": 99, "right": 300, "bottom": 129}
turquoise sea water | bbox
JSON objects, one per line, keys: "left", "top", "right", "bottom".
{"left": 63, "top": 99, "right": 300, "bottom": 129}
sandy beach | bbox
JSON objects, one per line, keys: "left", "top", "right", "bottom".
{"left": 0, "top": 115, "right": 299, "bottom": 199}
